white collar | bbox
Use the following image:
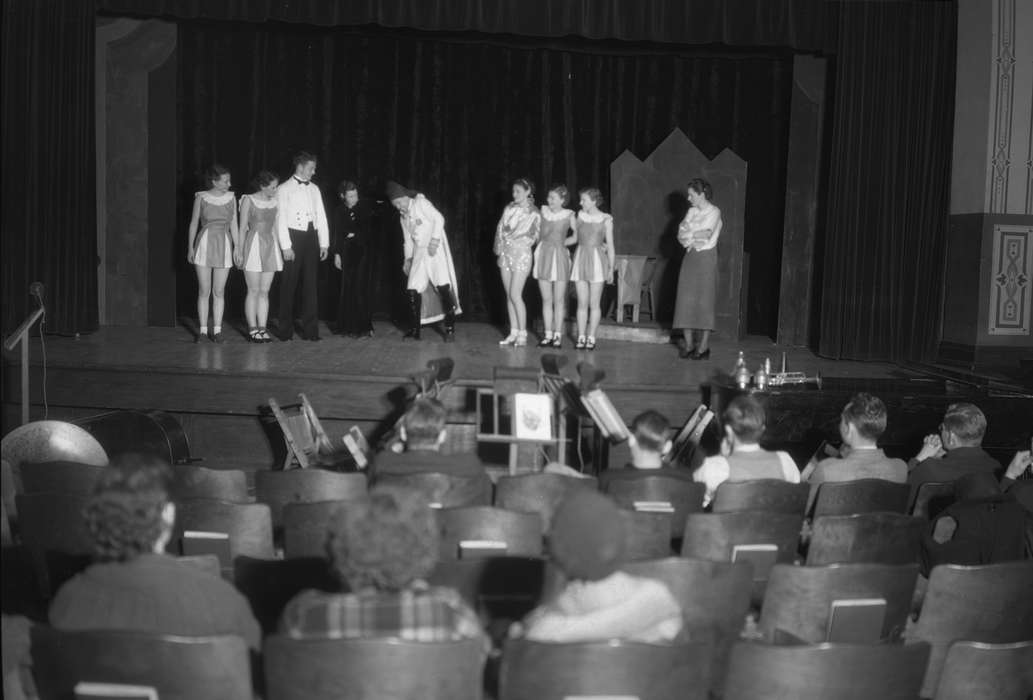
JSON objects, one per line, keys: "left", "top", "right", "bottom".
{"left": 733, "top": 443, "right": 761, "bottom": 453}
{"left": 578, "top": 210, "right": 607, "bottom": 223}
{"left": 197, "top": 191, "right": 233, "bottom": 205}
{"left": 542, "top": 207, "right": 572, "bottom": 221}
{"left": 246, "top": 194, "right": 276, "bottom": 209}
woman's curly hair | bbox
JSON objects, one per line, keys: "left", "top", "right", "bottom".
{"left": 325, "top": 485, "right": 439, "bottom": 591}
{"left": 84, "top": 455, "right": 173, "bottom": 562}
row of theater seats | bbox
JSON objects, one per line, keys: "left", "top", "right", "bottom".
{"left": 28, "top": 619, "right": 1033, "bottom": 700}
{"left": 7, "top": 461, "right": 1033, "bottom": 699}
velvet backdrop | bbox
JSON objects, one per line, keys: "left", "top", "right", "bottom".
{"left": 817, "top": 1, "right": 956, "bottom": 361}
{"left": 1, "top": 0, "right": 97, "bottom": 336}
{"left": 177, "top": 23, "right": 793, "bottom": 329}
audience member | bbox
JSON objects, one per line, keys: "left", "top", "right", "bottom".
{"left": 279, "top": 485, "right": 485, "bottom": 643}
{"left": 907, "top": 403, "right": 1001, "bottom": 495}
{"left": 518, "top": 490, "right": 683, "bottom": 643}
{"left": 48, "top": 455, "right": 260, "bottom": 649}
{"left": 692, "top": 395, "right": 799, "bottom": 506}
{"left": 373, "top": 397, "right": 485, "bottom": 477}
{"left": 800, "top": 393, "right": 907, "bottom": 507}
{"left": 1002, "top": 449, "right": 1033, "bottom": 514}
{"left": 598, "top": 410, "right": 694, "bottom": 490}
{"left": 920, "top": 471, "right": 1029, "bottom": 577}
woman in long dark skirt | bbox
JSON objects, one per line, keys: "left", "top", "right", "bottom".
{"left": 673, "top": 178, "right": 722, "bottom": 360}
{"left": 332, "top": 180, "right": 374, "bottom": 337}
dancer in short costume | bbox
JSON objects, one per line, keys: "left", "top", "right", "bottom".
{"left": 187, "top": 163, "right": 238, "bottom": 343}
{"left": 495, "top": 178, "right": 541, "bottom": 347}
{"left": 239, "top": 170, "right": 281, "bottom": 343}
{"left": 533, "top": 185, "right": 575, "bottom": 348}
{"left": 569, "top": 187, "right": 614, "bottom": 350}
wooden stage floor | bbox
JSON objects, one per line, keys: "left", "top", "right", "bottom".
{"left": 3, "top": 321, "right": 913, "bottom": 470}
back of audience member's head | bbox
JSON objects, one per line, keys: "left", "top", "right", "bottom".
{"left": 841, "top": 392, "right": 887, "bottom": 443}
{"left": 325, "top": 485, "right": 438, "bottom": 592}
{"left": 401, "top": 396, "right": 447, "bottom": 450}
{"left": 549, "top": 490, "right": 625, "bottom": 582}
{"left": 942, "top": 403, "right": 986, "bottom": 447}
{"left": 629, "top": 410, "right": 671, "bottom": 454}
{"left": 723, "top": 395, "right": 766, "bottom": 444}
{"left": 84, "top": 454, "right": 174, "bottom": 563}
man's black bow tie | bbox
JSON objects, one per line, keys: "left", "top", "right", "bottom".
{"left": 294, "top": 177, "right": 310, "bottom": 186}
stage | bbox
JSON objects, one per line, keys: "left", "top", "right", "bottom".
{"left": 1, "top": 320, "right": 943, "bottom": 471}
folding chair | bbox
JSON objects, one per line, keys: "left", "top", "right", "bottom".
{"left": 268, "top": 394, "right": 352, "bottom": 470}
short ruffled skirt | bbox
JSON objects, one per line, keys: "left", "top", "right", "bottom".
{"left": 192, "top": 224, "right": 233, "bottom": 268}
{"left": 569, "top": 245, "right": 609, "bottom": 284}
{"left": 533, "top": 241, "right": 572, "bottom": 282}
{"left": 242, "top": 227, "right": 283, "bottom": 272}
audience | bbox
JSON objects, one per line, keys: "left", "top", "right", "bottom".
{"left": 920, "top": 471, "right": 1029, "bottom": 577}
{"left": 518, "top": 490, "right": 683, "bottom": 643}
{"left": 279, "top": 484, "right": 485, "bottom": 644}
{"left": 598, "top": 410, "right": 694, "bottom": 490}
{"left": 373, "top": 397, "right": 485, "bottom": 478}
{"left": 907, "top": 403, "right": 1001, "bottom": 494}
{"left": 692, "top": 395, "right": 799, "bottom": 506}
{"left": 48, "top": 455, "right": 261, "bottom": 650}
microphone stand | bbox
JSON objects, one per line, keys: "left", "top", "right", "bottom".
{"left": 3, "top": 305, "right": 45, "bottom": 425}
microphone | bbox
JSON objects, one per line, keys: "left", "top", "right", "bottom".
{"left": 29, "top": 282, "right": 44, "bottom": 308}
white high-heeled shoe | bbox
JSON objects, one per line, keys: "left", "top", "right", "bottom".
{"left": 499, "top": 330, "right": 518, "bottom": 346}
{"left": 513, "top": 330, "right": 528, "bottom": 347}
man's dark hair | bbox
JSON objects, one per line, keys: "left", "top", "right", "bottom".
{"left": 293, "top": 151, "right": 317, "bottom": 169}
{"left": 942, "top": 403, "right": 987, "bottom": 445}
{"left": 841, "top": 392, "right": 888, "bottom": 442}
{"left": 630, "top": 410, "right": 670, "bottom": 453}
{"left": 723, "top": 395, "right": 766, "bottom": 443}
{"left": 402, "top": 397, "right": 447, "bottom": 447}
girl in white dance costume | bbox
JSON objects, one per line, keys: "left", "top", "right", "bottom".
{"left": 238, "top": 170, "right": 281, "bottom": 343}
{"left": 187, "top": 164, "right": 239, "bottom": 343}
{"left": 570, "top": 187, "right": 614, "bottom": 350}
{"left": 495, "top": 178, "right": 541, "bottom": 347}
{"left": 533, "top": 184, "right": 576, "bottom": 348}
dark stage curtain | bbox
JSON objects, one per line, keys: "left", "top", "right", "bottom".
{"left": 99, "top": 0, "right": 831, "bottom": 51}
{"left": 176, "top": 23, "right": 793, "bottom": 326}
{"left": 817, "top": 1, "right": 956, "bottom": 362}
{"left": 1, "top": 0, "right": 98, "bottom": 336}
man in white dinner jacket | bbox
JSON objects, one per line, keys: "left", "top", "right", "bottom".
{"left": 274, "top": 151, "right": 329, "bottom": 341}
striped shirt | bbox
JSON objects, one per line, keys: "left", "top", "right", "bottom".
{"left": 280, "top": 581, "right": 483, "bottom": 642}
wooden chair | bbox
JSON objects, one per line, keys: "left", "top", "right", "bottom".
{"left": 427, "top": 556, "right": 545, "bottom": 622}
{"left": 268, "top": 393, "right": 352, "bottom": 470}
{"left": 723, "top": 640, "right": 931, "bottom": 700}
{"left": 494, "top": 472, "right": 597, "bottom": 531}
{"left": 436, "top": 506, "right": 543, "bottom": 559}
{"left": 255, "top": 468, "right": 367, "bottom": 527}
{"left": 374, "top": 471, "right": 492, "bottom": 508}
{"left": 170, "top": 498, "right": 274, "bottom": 565}
{"left": 15, "top": 460, "right": 104, "bottom": 496}
{"left": 811, "top": 478, "right": 910, "bottom": 517}
{"left": 681, "top": 511, "right": 803, "bottom": 602}
{"left": 282, "top": 500, "right": 348, "bottom": 559}
{"left": 622, "top": 557, "right": 752, "bottom": 695}
{"left": 711, "top": 479, "right": 810, "bottom": 515}
{"left": 264, "top": 635, "right": 484, "bottom": 700}
{"left": 758, "top": 563, "right": 919, "bottom": 643}
{"left": 618, "top": 508, "right": 673, "bottom": 560}
{"left": 933, "top": 640, "right": 1033, "bottom": 700}
{"left": 170, "top": 465, "right": 249, "bottom": 503}
{"left": 233, "top": 555, "right": 339, "bottom": 636}
{"left": 805, "top": 512, "right": 924, "bottom": 565}
{"left": 31, "top": 626, "right": 252, "bottom": 700}
{"left": 604, "top": 475, "right": 705, "bottom": 538}
{"left": 15, "top": 491, "right": 93, "bottom": 598}
{"left": 499, "top": 637, "right": 709, "bottom": 700}
{"left": 911, "top": 561, "right": 1033, "bottom": 698}
{"left": 909, "top": 480, "right": 955, "bottom": 519}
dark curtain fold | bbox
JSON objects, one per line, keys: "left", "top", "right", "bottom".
{"left": 1, "top": 0, "right": 98, "bottom": 335}
{"left": 177, "top": 23, "right": 793, "bottom": 326}
{"left": 99, "top": 0, "right": 831, "bottom": 51}
{"left": 817, "top": 1, "right": 956, "bottom": 361}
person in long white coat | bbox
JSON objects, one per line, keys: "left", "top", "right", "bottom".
{"left": 386, "top": 181, "right": 462, "bottom": 341}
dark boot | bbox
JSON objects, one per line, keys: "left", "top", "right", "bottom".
{"left": 436, "top": 284, "right": 456, "bottom": 343}
{"left": 403, "top": 290, "right": 421, "bottom": 340}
